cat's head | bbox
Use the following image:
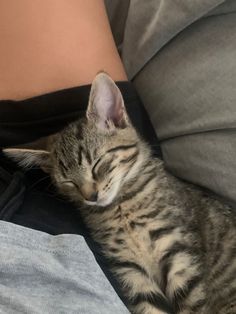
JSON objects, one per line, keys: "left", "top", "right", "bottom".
{"left": 4, "top": 73, "right": 150, "bottom": 207}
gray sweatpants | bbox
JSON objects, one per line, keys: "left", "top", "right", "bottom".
{"left": 106, "top": 0, "right": 236, "bottom": 205}
{"left": 0, "top": 221, "right": 129, "bottom": 314}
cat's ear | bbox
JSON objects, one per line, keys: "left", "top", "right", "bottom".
{"left": 87, "top": 72, "right": 129, "bottom": 131}
{"left": 3, "top": 148, "right": 50, "bottom": 171}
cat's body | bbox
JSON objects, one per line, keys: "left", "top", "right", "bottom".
{"left": 5, "top": 73, "right": 236, "bottom": 314}
{"left": 83, "top": 157, "right": 236, "bottom": 314}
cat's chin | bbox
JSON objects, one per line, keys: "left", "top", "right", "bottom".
{"left": 84, "top": 197, "right": 114, "bottom": 207}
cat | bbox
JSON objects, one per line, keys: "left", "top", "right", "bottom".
{"left": 4, "top": 73, "right": 236, "bottom": 314}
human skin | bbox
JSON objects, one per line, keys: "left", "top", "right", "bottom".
{"left": 0, "top": 0, "right": 127, "bottom": 100}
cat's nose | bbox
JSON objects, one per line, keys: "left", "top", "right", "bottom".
{"left": 80, "top": 183, "right": 98, "bottom": 203}
{"left": 85, "top": 191, "right": 98, "bottom": 202}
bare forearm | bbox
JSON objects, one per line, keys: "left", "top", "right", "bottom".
{"left": 0, "top": 0, "right": 127, "bottom": 100}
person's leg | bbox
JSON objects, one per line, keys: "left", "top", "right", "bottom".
{"left": 133, "top": 10, "right": 236, "bottom": 204}
{"left": 0, "top": 0, "right": 127, "bottom": 100}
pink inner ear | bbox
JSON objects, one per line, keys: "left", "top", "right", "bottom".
{"left": 88, "top": 73, "right": 128, "bottom": 130}
{"left": 107, "top": 97, "right": 124, "bottom": 127}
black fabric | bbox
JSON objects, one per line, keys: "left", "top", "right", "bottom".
{"left": 0, "top": 155, "right": 84, "bottom": 234}
{"left": 0, "top": 82, "right": 161, "bottom": 157}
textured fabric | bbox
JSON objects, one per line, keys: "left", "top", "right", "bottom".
{"left": 133, "top": 5, "right": 236, "bottom": 204}
{"left": 0, "top": 220, "right": 129, "bottom": 314}
{"left": 106, "top": 0, "right": 228, "bottom": 79}
{"left": 105, "top": 0, "right": 236, "bottom": 86}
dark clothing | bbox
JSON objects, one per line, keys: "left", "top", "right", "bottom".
{"left": 0, "top": 82, "right": 161, "bottom": 157}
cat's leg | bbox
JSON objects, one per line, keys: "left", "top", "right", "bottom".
{"left": 160, "top": 250, "right": 207, "bottom": 314}
{"left": 113, "top": 264, "right": 174, "bottom": 314}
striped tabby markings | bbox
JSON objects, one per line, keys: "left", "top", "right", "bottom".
{"left": 129, "top": 221, "right": 146, "bottom": 229}
{"left": 149, "top": 226, "right": 176, "bottom": 242}
{"left": 107, "top": 143, "right": 137, "bottom": 153}
{"left": 217, "top": 288, "right": 236, "bottom": 313}
{"left": 157, "top": 241, "right": 205, "bottom": 313}
{"left": 122, "top": 151, "right": 147, "bottom": 183}
{"left": 151, "top": 226, "right": 183, "bottom": 257}
{"left": 107, "top": 209, "right": 174, "bottom": 313}
{"left": 121, "top": 172, "right": 157, "bottom": 203}
{"left": 78, "top": 145, "right": 92, "bottom": 165}
{"left": 138, "top": 210, "right": 173, "bottom": 222}
{"left": 171, "top": 276, "right": 204, "bottom": 313}
{"left": 165, "top": 253, "right": 203, "bottom": 310}
{"left": 91, "top": 156, "right": 102, "bottom": 179}
{"left": 131, "top": 293, "right": 174, "bottom": 314}
{"left": 113, "top": 260, "right": 174, "bottom": 314}
{"left": 112, "top": 260, "right": 148, "bottom": 277}
{"left": 148, "top": 223, "right": 203, "bottom": 310}
{"left": 210, "top": 245, "right": 236, "bottom": 282}
{"left": 134, "top": 194, "right": 157, "bottom": 214}
{"left": 210, "top": 250, "right": 236, "bottom": 299}
{"left": 211, "top": 228, "right": 229, "bottom": 266}
{"left": 120, "top": 149, "right": 139, "bottom": 164}
{"left": 58, "top": 158, "right": 68, "bottom": 176}
{"left": 91, "top": 144, "right": 138, "bottom": 180}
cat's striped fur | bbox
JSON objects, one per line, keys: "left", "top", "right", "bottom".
{"left": 5, "top": 73, "right": 236, "bottom": 314}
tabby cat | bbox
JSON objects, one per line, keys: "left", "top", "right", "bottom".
{"left": 5, "top": 73, "right": 236, "bottom": 314}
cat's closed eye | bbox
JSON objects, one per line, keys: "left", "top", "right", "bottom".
{"left": 61, "top": 180, "right": 77, "bottom": 189}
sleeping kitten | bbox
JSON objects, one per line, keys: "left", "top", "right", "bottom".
{"left": 5, "top": 73, "right": 236, "bottom": 314}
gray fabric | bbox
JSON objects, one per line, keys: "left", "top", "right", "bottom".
{"left": 106, "top": 0, "right": 236, "bottom": 79}
{"left": 133, "top": 6, "right": 236, "bottom": 203}
{"left": 205, "top": 0, "right": 236, "bottom": 15}
{"left": 107, "top": 0, "right": 226, "bottom": 79}
{"left": 0, "top": 221, "right": 129, "bottom": 314}
{"left": 106, "top": 0, "right": 236, "bottom": 204}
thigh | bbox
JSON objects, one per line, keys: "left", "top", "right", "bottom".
{"left": 133, "top": 12, "right": 236, "bottom": 204}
